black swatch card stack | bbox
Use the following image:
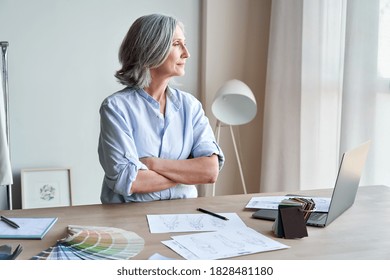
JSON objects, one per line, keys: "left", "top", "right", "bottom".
{"left": 272, "top": 197, "right": 315, "bottom": 239}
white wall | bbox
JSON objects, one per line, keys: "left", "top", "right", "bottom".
{"left": 0, "top": 0, "right": 201, "bottom": 207}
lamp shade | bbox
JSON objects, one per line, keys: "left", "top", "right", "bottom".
{"left": 211, "top": 79, "right": 257, "bottom": 126}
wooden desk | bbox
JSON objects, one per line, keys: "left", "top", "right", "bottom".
{"left": 1, "top": 185, "right": 389, "bottom": 260}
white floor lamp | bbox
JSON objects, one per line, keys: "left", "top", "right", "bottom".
{"left": 211, "top": 79, "right": 257, "bottom": 196}
{"left": 1, "top": 41, "right": 13, "bottom": 210}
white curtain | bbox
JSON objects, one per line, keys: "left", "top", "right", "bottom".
{"left": 260, "top": 0, "right": 304, "bottom": 193}
{"left": 261, "top": 0, "right": 389, "bottom": 192}
{"left": 340, "top": 0, "right": 380, "bottom": 185}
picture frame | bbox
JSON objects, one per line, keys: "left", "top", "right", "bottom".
{"left": 21, "top": 168, "right": 72, "bottom": 209}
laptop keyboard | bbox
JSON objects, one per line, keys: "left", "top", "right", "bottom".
{"left": 309, "top": 212, "right": 327, "bottom": 221}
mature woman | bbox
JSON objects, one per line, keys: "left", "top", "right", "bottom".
{"left": 98, "top": 14, "right": 224, "bottom": 203}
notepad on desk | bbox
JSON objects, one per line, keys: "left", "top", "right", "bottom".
{"left": 0, "top": 217, "right": 58, "bottom": 239}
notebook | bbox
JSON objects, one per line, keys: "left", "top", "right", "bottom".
{"left": 252, "top": 140, "right": 371, "bottom": 227}
{"left": 0, "top": 217, "right": 58, "bottom": 239}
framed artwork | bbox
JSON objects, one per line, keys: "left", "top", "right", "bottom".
{"left": 21, "top": 168, "right": 72, "bottom": 209}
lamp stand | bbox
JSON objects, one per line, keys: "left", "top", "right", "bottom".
{"left": 213, "top": 120, "right": 247, "bottom": 196}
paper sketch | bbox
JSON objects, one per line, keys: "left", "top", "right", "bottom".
{"left": 163, "top": 227, "right": 289, "bottom": 260}
{"left": 147, "top": 213, "right": 246, "bottom": 233}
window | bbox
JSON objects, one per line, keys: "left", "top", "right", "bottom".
{"left": 378, "top": 0, "right": 390, "bottom": 81}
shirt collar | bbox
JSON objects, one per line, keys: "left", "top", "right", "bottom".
{"left": 137, "top": 86, "right": 181, "bottom": 111}
{"left": 166, "top": 86, "right": 181, "bottom": 111}
{"left": 137, "top": 88, "right": 156, "bottom": 104}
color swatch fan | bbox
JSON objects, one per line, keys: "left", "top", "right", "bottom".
{"left": 32, "top": 225, "right": 144, "bottom": 260}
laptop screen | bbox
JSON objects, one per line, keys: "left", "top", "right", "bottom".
{"left": 325, "top": 141, "right": 371, "bottom": 226}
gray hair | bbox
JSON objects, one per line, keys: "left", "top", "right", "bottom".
{"left": 115, "top": 14, "right": 180, "bottom": 88}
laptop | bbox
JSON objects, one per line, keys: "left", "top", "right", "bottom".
{"left": 252, "top": 140, "right": 371, "bottom": 227}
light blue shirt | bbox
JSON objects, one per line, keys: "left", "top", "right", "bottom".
{"left": 98, "top": 86, "right": 224, "bottom": 203}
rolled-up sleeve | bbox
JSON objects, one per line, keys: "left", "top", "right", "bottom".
{"left": 98, "top": 100, "right": 146, "bottom": 198}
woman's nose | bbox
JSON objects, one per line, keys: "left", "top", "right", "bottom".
{"left": 182, "top": 45, "right": 190, "bottom": 58}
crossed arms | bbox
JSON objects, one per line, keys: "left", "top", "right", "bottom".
{"left": 131, "top": 155, "right": 219, "bottom": 194}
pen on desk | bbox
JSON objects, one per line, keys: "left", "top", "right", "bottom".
{"left": 196, "top": 208, "right": 229, "bottom": 221}
{"left": 0, "top": 216, "right": 20, "bottom": 229}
